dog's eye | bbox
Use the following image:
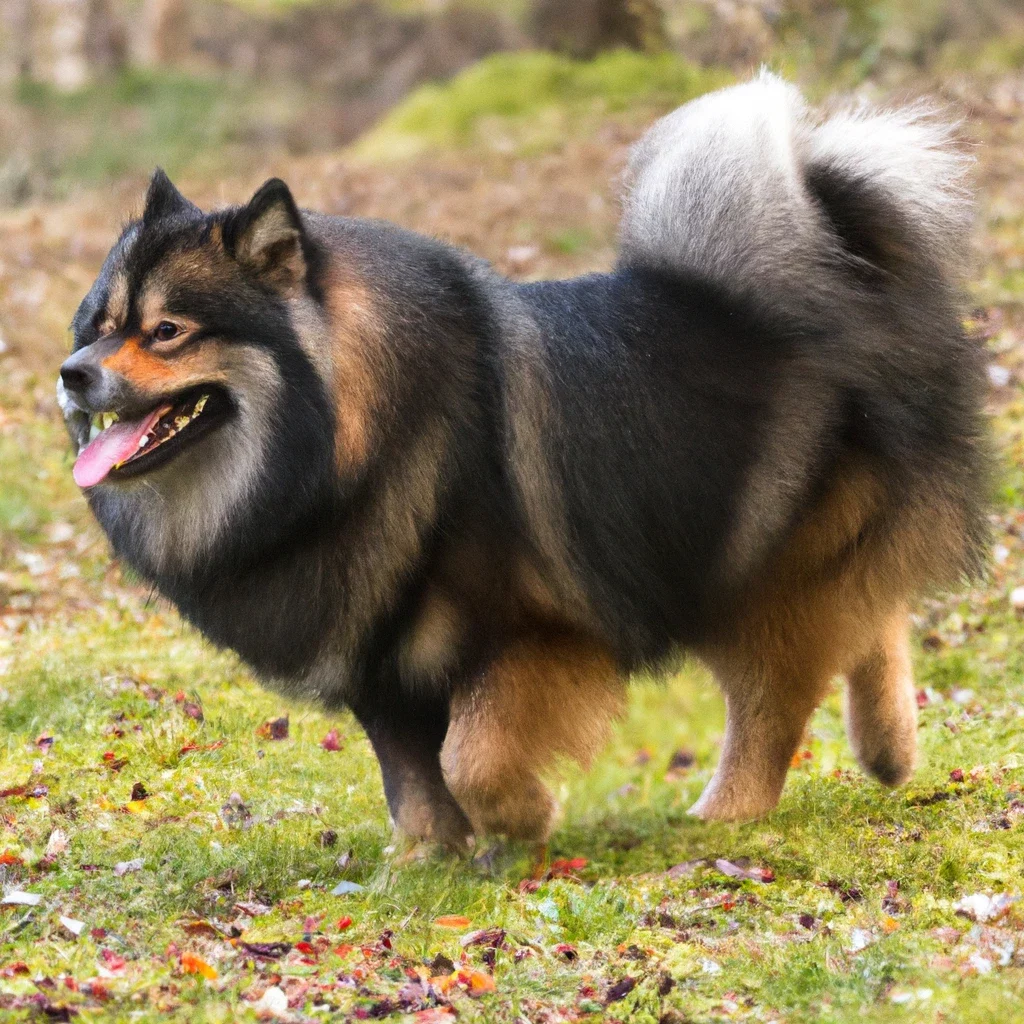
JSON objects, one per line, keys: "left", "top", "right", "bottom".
{"left": 153, "top": 321, "right": 180, "bottom": 342}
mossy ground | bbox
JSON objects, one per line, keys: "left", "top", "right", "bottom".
{"left": 1, "top": 46, "right": 1024, "bottom": 1024}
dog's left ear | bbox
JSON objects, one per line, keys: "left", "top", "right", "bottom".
{"left": 143, "top": 168, "right": 200, "bottom": 224}
{"left": 224, "top": 178, "right": 307, "bottom": 296}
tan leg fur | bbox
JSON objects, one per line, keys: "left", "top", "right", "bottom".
{"left": 440, "top": 632, "right": 624, "bottom": 841}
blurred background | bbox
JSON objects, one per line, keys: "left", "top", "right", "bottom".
{"left": 0, "top": 0, "right": 1022, "bottom": 634}
{"left": 1, "top": 0, "right": 1023, "bottom": 207}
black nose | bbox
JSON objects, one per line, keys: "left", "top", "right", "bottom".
{"left": 60, "top": 359, "right": 99, "bottom": 396}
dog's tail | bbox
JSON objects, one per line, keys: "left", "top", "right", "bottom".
{"left": 619, "top": 69, "right": 972, "bottom": 322}
{"left": 620, "top": 71, "right": 989, "bottom": 583}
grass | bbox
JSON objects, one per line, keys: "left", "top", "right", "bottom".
{"left": 354, "top": 49, "right": 732, "bottom": 160}
{"left": 2, "top": 45, "right": 1024, "bottom": 1024}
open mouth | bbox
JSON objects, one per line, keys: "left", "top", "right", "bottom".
{"left": 73, "top": 386, "right": 231, "bottom": 488}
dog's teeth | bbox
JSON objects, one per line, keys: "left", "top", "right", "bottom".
{"left": 193, "top": 395, "right": 208, "bottom": 416}
{"left": 138, "top": 434, "right": 150, "bottom": 449}
{"left": 89, "top": 422, "right": 100, "bottom": 442}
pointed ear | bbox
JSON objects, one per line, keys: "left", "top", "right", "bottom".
{"left": 223, "top": 178, "right": 307, "bottom": 296}
{"left": 143, "top": 168, "right": 199, "bottom": 224}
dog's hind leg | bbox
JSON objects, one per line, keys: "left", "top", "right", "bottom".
{"left": 688, "top": 657, "right": 829, "bottom": 822}
{"left": 354, "top": 697, "right": 473, "bottom": 851}
{"left": 844, "top": 609, "right": 917, "bottom": 787}
{"left": 440, "top": 632, "right": 624, "bottom": 842}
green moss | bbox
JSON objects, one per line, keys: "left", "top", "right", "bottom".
{"left": 356, "top": 49, "right": 731, "bottom": 160}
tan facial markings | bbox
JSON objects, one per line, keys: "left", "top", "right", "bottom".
{"left": 101, "top": 334, "right": 229, "bottom": 395}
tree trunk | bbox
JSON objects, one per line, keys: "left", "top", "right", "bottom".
{"left": 530, "top": 0, "right": 665, "bottom": 59}
{"left": 0, "top": 0, "right": 32, "bottom": 85}
{"left": 133, "top": 0, "right": 190, "bottom": 68}
{"left": 29, "top": 0, "right": 92, "bottom": 90}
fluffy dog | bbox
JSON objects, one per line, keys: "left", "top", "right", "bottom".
{"left": 58, "top": 73, "right": 988, "bottom": 847}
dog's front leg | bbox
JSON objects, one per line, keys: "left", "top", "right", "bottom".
{"left": 353, "top": 698, "right": 473, "bottom": 851}
{"left": 440, "top": 633, "right": 624, "bottom": 842}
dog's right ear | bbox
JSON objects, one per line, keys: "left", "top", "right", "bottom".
{"left": 223, "top": 178, "right": 308, "bottom": 297}
{"left": 143, "top": 168, "right": 199, "bottom": 224}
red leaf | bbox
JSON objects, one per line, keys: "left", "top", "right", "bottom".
{"left": 321, "top": 729, "right": 342, "bottom": 752}
{"left": 337, "top": 916, "right": 353, "bottom": 930}
{"left": 256, "top": 716, "right": 289, "bottom": 741}
{"left": 181, "top": 702, "right": 204, "bottom": 723}
{"left": 99, "top": 949, "right": 126, "bottom": 972}
{"left": 547, "top": 857, "right": 587, "bottom": 879}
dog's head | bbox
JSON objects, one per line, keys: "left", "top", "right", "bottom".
{"left": 60, "top": 170, "right": 335, "bottom": 577}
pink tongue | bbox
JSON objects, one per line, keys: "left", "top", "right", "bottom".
{"left": 73, "top": 407, "right": 167, "bottom": 488}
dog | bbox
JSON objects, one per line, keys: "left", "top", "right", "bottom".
{"left": 58, "top": 72, "right": 989, "bottom": 848}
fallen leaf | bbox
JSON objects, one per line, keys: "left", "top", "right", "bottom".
{"left": 461, "top": 927, "right": 506, "bottom": 949}
{"left": 44, "top": 828, "right": 69, "bottom": 860}
{"left": 666, "top": 859, "right": 706, "bottom": 879}
{"left": 2, "top": 890, "right": 41, "bottom": 906}
{"left": 239, "top": 941, "right": 292, "bottom": 960}
{"left": 714, "top": 858, "right": 775, "bottom": 882}
{"left": 256, "top": 716, "right": 289, "bottom": 741}
{"left": 100, "top": 948, "right": 126, "bottom": 973}
{"left": 181, "top": 702, "right": 203, "bottom": 723}
{"left": 320, "top": 729, "right": 342, "bottom": 751}
{"left": 113, "top": 858, "right": 143, "bottom": 877}
{"left": 415, "top": 1009, "right": 457, "bottom": 1023}
{"left": 181, "top": 951, "right": 217, "bottom": 980}
{"left": 234, "top": 901, "right": 272, "bottom": 918}
{"left": 954, "top": 892, "right": 1017, "bottom": 923}
{"left": 331, "top": 880, "right": 364, "bottom": 896}
{"left": 337, "top": 915, "right": 353, "bottom": 930}
{"left": 130, "top": 783, "right": 148, "bottom": 801}
{"left": 254, "top": 984, "right": 289, "bottom": 1016}
{"left": 456, "top": 968, "right": 496, "bottom": 996}
{"left": 220, "top": 794, "right": 254, "bottom": 830}
{"left": 553, "top": 943, "right": 578, "bottom": 962}
{"left": 665, "top": 749, "right": 695, "bottom": 779}
{"left": 790, "top": 749, "right": 814, "bottom": 768}
{"left": 605, "top": 976, "right": 636, "bottom": 1004}
{"left": 434, "top": 914, "right": 471, "bottom": 928}
{"left": 547, "top": 857, "right": 588, "bottom": 879}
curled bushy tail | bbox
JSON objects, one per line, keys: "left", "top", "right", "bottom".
{"left": 620, "top": 71, "right": 989, "bottom": 586}
{"left": 619, "top": 69, "right": 973, "bottom": 319}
